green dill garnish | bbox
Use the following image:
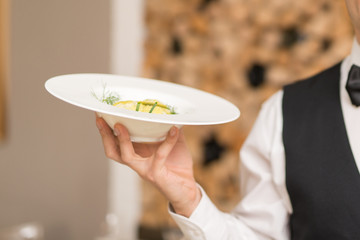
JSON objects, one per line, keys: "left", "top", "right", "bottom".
{"left": 149, "top": 102, "right": 158, "bottom": 113}
{"left": 136, "top": 102, "right": 140, "bottom": 111}
{"left": 91, "top": 83, "right": 120, "bottom": 105}
{"left": 168, "top": 105, "right": 176, "bottom": 114}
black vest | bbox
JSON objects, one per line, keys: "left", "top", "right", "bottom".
{"left": 283, "top": 62, "right": 360, "bottom": 240}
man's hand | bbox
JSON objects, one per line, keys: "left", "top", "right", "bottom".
{"left": 96, "top": 116, "right": 201, "bottom": 217}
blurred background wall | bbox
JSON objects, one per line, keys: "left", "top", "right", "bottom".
{"left": 0, "top": 0, "right": 111, "bottom": 239}
{"left": 0, "top": 0, "right": 356, "bottom": 240}
{"left": 107, "top": 0, "right": 144, "bottom": 240}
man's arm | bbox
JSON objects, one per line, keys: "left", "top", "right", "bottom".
{"left": 169, "top": 90, "right": 291, "bottom": 240}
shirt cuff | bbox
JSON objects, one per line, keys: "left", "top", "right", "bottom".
{"left": 168, "top": 185, "right": 224, "bottom": 239}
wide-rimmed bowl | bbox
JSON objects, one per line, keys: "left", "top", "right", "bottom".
{"left": 45, "top": 73, "right": 240, "bottom": 142}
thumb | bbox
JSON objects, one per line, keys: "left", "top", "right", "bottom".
{"left": 153, "top": 126, "right": 180, "bottom": 167}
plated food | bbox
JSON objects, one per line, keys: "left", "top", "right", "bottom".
{"left": 113, "top": 100, "right": 176, "bottom": 114}
{"left": 91, "top": 86, "right": 176, "bottom": 115}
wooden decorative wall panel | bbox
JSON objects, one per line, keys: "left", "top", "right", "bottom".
{"left": 0, "top": 0, "right": 9, "bottom": 142}
{"left": 140, "top": 0, "right": 353, "bottom": 234}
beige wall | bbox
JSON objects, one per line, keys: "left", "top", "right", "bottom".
{"left": 0, "top": 0, "right": 110, "bottom": 239}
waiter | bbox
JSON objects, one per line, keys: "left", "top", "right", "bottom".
{"left": 95, "top": 0, "right": 360, "bottom": 239}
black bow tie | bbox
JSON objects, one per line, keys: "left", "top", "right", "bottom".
{"left": 346, "top": 64, "right": 360, "bottom": 107}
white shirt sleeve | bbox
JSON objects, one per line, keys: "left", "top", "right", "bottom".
{"left": 169, "top": 90, "right": 292, "bottom": 240}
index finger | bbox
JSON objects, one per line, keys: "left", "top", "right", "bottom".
{"left": 96, "top": 116, "right": 122, "bottom": 162}
{"left": 113, "top": 123, "right": 136, "bottom": 163}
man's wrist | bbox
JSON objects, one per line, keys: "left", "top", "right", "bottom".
{"left": 171, "top": 187, "right": 202, "bottom": 218}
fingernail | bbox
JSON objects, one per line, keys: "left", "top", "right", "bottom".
{"left": 96, "top": 119, "right": 102, "bottom": 130}
{"left": 170, "top": 126, "right": 177, "bottom": 137}
{"left": 114, "top": 127, "right": 120, "bottom": 136}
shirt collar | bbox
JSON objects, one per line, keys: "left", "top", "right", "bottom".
{"left": 341, "top": 38, "right": 360, "bottom": 88}
{"left": 341, "top": 38, "right": 360, "bottom": 107}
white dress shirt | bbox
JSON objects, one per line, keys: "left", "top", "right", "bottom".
{"left": 169, "top": 38, "right": 360, "bottom": 240}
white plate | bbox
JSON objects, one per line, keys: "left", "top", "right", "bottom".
{"left": 45, "top": 73, "right": 240, "bottom": 142}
